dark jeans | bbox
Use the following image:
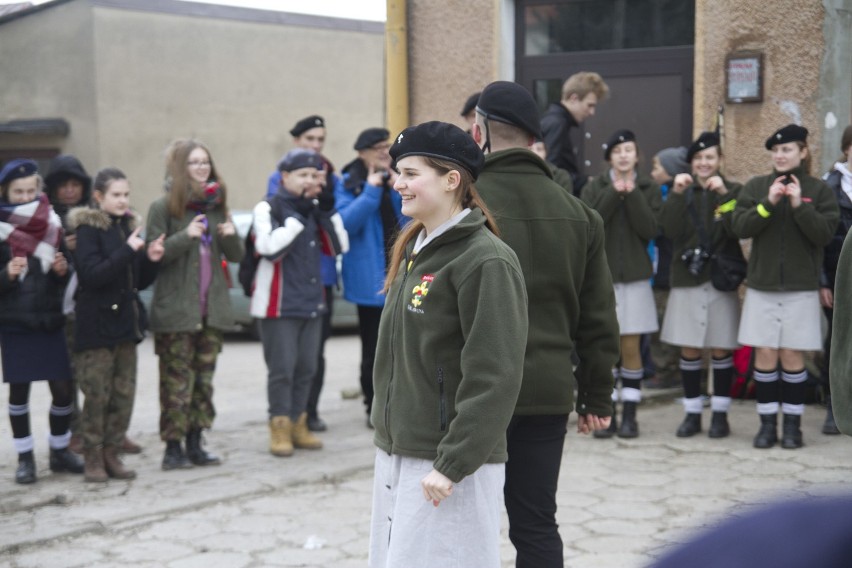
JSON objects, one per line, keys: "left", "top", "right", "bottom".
{"left": 505, "top": 413, "right": 569, "bottom": 568}
{"left": 357, "top": 305, "right": 383, "bottom": 415}
{"left": 307, "top": 287, "right": 334, "bottom": 420}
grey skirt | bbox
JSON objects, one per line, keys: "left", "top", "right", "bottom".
{"left": 737, "top": 288, "right": 822, "bottom": 350}
{"left": 660, "top": 283, "right": 740, "bottom": 349}
{"left": 614, "top": 280, "right": 659, "bottom": 335}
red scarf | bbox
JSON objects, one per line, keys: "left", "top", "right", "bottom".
{"left": 0, "top": 194, "right": 63, "bottom": 273}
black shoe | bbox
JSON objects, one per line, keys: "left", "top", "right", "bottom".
{"left": 49, "top": 447, "right": 84, "bottom": 474}
{"left": 162, "top": 440, "right": 194, "bottom": 470}
{"left": 593, "top": 402, "right": 618, "bottom": 439}
{"left": 753, "top": 414, "right": 778, "bottom": 449}
{"left": 307, "top": 416, "right": 328, "bottom": 432}
{"left": 618, "top": 401, "right": 639, "bottom": 438}
{"left": 186, "top": 429, "right": 221, "bottom": 466}
{"left": 15, "top": 451, "right": 36, "bottom": 484}
{"left": 708, "top": 412, "right": 730, "bottom": 439}
{"left": 781, "top": 414, "right": 804, "bottom": 449}
{"left": 676, "top": 413, "right": 702, "bottom": 437}
{"left": 822, "top": 398, "right": 840, "bottom": 435}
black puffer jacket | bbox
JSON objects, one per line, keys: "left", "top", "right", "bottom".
{"left": 821, "top": 168, "right": 852, "bottom": 289}
{"left": 0, "top": 244, "right": 69, "bottom": 332}
{"left": 68, "top": 207, "right": 158, "bottom": 350}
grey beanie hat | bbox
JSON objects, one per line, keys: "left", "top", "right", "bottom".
{"left": 656, "top": 146, "right": 690, "bottom": 176}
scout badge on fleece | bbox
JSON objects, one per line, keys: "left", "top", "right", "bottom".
{"left": 408, "top": 273, "right": 434, "bottom": 313}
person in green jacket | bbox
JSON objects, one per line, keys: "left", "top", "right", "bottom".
{"left": 145, "top": 139, "right": 244, "bottom": 470}
{"left": 582, "top": 129, "right": 663, "bottom": 439}
{"left": 830, "top": 229, "right": 852, "bottom": 436}
{"left": 659, "top": 131, "right": 744, "bottom": 439}
{"left": 732, "top": 124, "right": 839, "bottom": 449}
{"left": 473, "top": 81, "right": 619, "bottom": 567}
{"left": 369, "top": 121, "right": 528, "bottom": 568}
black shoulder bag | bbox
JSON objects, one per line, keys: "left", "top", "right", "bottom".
{"left": 686, "top": 190, "right": 747, "bottom": 292}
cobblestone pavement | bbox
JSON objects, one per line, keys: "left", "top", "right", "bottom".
{"left": 1, "top": 334, "right": 850, "bottom": 567}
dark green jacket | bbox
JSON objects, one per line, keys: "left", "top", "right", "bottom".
{"left": 830, "top": 229, "right": 852, "bottom": 435}
{"left": 371, "top": 209, "right": 528, "bottom": 483}
{"left": 732, "top": 166, "right": 839, "bottom": 291}
{"left": 581, "top": 172, "right": 662, "bottom": 283}
{"left": 145, "top": 196, "right": 244, "bottom": 333}
{"left": 477, "top": 148, "right": 620, "bottom": 418}
{"left": 660, "top": 178, "right": 742, "bottom": 288}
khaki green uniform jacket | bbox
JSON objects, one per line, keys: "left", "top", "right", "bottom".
{"left": 371, "top": 210, "right": 528, "bottom": 483}
{"left": 581, "top": 172, "right": 662, "bottom": 283}
{"left": 659, "top": 178, "right": 743, "bottom": 288}
{"left": 476, "top": 149, "right": 620, "bottom": 418}
{"left": 830, "top": 229, "right": 852, "bottom": 435}
{"left": 732, "top": 166, "right": 839, "bottom": 291}
{"left": 145, "top": 196, "right": 244, "bottom": 333}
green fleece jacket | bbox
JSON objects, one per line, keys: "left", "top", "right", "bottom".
{"left": 660, "top": 178, "right": 743, "bottom": 287}
{"left": 830, "top": 229, "right": 852, "bottom": 435}
{"left": 145, "top": 196, "right": 244, "bottom": 333}
{"left": 371, "top": 209, "right": 528, "bottom": 483}
{"left": 581, "top": 172, "right": 662, "bottom": 283}
{"left": 476, "top": 148, "right": 620, "bottom": 418}
{"left": 732, "top": 166, "right": 839, "bottom": 291}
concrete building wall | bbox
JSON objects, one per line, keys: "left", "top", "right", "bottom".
{"left": 408, "top": 0, "right": 499, "bottom": 130}
{"left": 0, "top": 0, "right": 384, "bottom": 214}
{"left": 0, "top": 0, "right": 100, "bottom": 168}
{"left": 88, "top": 3, "right": 385, "bottom": 211}
{"left": 694, "top": 0, "right": 833, "bottom": 183}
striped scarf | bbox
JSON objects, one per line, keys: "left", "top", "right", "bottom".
{"left": 0, "top": 193, "right": 63, "bottom": 273}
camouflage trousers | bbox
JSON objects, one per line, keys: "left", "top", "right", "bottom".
{"left": 73, "top": 342, "right": 137, "bottom": 449}
{"left": 155, "top": 327, "right": 223, "bottom": 442}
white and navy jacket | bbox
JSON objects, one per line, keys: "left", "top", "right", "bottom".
{"left": 250, "top": 193, "right": 348, "bottom": 319}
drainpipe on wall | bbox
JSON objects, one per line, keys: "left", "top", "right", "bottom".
{"left": 385, "top": 0, "right": 409, "bottom": 137}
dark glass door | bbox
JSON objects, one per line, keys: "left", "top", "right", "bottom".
{"left": 516, "top": 0, "right": 695, "bottom": 178}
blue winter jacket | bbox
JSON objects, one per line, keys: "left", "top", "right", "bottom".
{"left": 334, "top": 159, "right": 406, "bottom": 307}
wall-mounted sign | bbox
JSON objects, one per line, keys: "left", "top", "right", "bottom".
{"left": 726, "top": 52, "right": 763, "bottom": 103}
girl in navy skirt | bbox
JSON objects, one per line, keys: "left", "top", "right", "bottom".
{"left": 0, "top": 159, "right": 83, "bottom": 484}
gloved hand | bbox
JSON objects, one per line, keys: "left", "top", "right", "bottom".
{"left": 293, "top": 198, "right": 316, "bottom": 218}
{"left": 317, "top": 189, "right": 335, "bottom": 212}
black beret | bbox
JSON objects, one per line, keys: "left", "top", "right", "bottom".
{"left": 277, "top": 149, "right": 323, "bottom": 172}
{"left": 390, "top": 121, "right": 485, "bottom": 180}
{"left": 0, "top": 159, "right": 38, "bottom": 186}
{"left": 289, "top": 115, "right": 325, "bottom": 138}
{"left": 602, "top": 129, "right": 636, "bottom": 160}
{"left": 686, "top": 131, "right": 721, "bottom": 162}
{"left": 765, "top": 124, "right": 808, "bottom": 150}
{"left": 354, "top": 127, "right": 390, "bottom": 151}
{"left": 476, "top": 81, "right": 542, "bottom": 139}
{"left": 460, "top": 92, "right": 480, "bottom": 117}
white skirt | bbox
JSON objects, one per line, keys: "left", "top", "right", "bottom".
{"left": 369, "top": 450, "right": 503, "bottom": 568}
{"left": 737, "top": 288, "right": 822, "bottom": 350}
{"left": 614, "top": 280, "right": 659, "bottom": 335}
{"left": 660, "top": 283, "right": 740, "bottom": 349}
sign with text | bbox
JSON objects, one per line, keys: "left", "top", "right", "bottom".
{"left": 726, "top": 52, "right": 763, "bottom": 103}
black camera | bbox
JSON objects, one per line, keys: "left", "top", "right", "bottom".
{"left": 681, "top": 246, "right": 711, "bottom": 276}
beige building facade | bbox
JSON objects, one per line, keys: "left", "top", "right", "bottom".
{"left": 406, "top": 0, "right": 852, "bottom": 183}
{"left": 0, "top": 0, "right": 384, "bottom": 212}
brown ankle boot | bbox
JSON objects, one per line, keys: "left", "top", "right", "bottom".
{"left": 120, "top": 435, "right": 143, "bottom": 454}
{"left": 292, "top": 413, "right": 323, "bottom": 450}
{"left": 103, "top": 445, "right": 136, "bottom": 479}
{"left": 84, "top": 446, "right": 108, "bottom": 483}
{"left": 269, "top": 416, "right": 294, "bottom": 457}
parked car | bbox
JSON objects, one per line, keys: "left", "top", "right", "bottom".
{"left": 138, "top": 210, "right": 358, "bottom": 338}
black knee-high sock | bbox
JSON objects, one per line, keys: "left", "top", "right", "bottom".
{"left": 712, "top": 355, "right": 734, "bottom": 412}
{"left": 781, "top": 368, "right": 807, "bottom": 416}
{"left": 47, "top": 379, "right": 73, "bottom": 437}
{"left": 753, "top": 368, "right": 780, "bottom": 415}
{"left": 680, "top": 357, "right": 703, "bottom": 399}
{"left": 9, "top": 383, "right": 33, "bottom": 453}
